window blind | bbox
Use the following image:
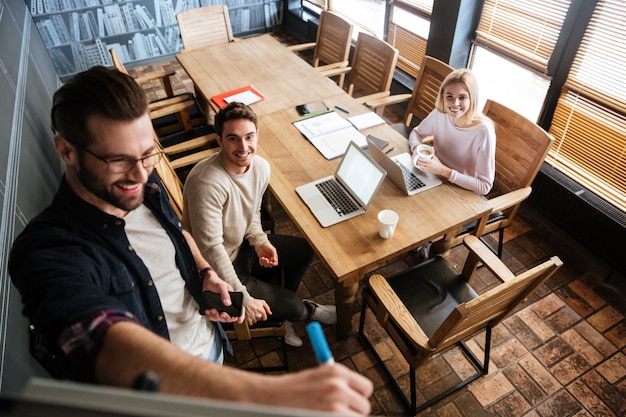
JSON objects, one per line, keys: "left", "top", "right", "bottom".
{"left": 387, "top": 0, "right": 433, "bottom": 77}
{"left": 474, "top": 0, "right": 571, "bottom": 73}
{"left": 547, "top": 0, "right": 626, "bottom": 211}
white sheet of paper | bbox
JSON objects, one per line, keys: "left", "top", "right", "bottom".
{"left": 347, "top": 112, "right": 386, "bottom": 130}
{"left": 224, "top": 90, "right": 262, "bottom": 105}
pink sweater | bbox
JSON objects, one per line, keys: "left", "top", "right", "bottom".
{"left": 409, "top": 110, "right": 496, "bottom": 195}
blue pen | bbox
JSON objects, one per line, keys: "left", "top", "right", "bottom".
{"left": 334, "top": 105, "right": 350, "bottom": 114}
{"left": 306, "top": 321, "right": 334, "bottom": 364}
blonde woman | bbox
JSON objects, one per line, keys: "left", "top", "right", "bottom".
{"left": 409, "top": 68, "right": 495, "bottom": 195}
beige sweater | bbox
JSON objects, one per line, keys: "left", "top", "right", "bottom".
{"left": 182, "top": 153, "right": 270, "bottom": 305}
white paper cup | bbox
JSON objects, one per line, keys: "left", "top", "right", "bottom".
{"left": 413, "top": 144, "right": 434, "bottom": 167}
{"left": 378, "top": 209, "right": 399, "bottom": 239}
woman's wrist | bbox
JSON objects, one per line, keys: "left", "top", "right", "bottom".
{"left": 198, "top": 266, "right": 214, "bottom": 280}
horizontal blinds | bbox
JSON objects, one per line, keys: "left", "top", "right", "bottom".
{"left": 387, "top": 23, "right": 426, "bottom": 77}
{"left": 474, "top": 0, "right": 571, "bottom": 73}
{"left": 386, "top": 1, "right": 432, "bottom": 78}
{"left": 394, "top": 0, "right": 434, "bottom": 15}
{"left": 547, "top": 0, "right": 626, "bottom": 212}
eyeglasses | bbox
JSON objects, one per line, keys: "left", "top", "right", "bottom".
{"left": 77, "top": 145, "right": 163, "bottom": 174}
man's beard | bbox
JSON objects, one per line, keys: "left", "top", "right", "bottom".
{"left": 77, "top": 159, "right": 145, "bottom": 212}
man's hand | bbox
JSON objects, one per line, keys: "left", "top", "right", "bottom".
{"left": 256, "top": 242, "right": 278, "bottom": 268}
{"left": 244, "top": 298, "right": 272, "bottom": 325}
{"left": 202, "top": 270, "right": 244, "bottom": 324}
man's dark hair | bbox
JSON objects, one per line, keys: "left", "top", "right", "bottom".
{"left": 214, "top": 101, "right": 258, "bottom": 136}
{"left": 51, "top": 66, "right": 148, "bottom": 147}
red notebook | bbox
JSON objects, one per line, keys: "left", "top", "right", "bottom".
{"left": 210, "top": 85, "right": 265, "bottom": 109}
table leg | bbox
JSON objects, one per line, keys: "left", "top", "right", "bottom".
{"left": 335, "top": 281, "right": 359, "bottom": 338}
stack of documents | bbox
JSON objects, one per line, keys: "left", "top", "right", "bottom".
{"left": 293, "top": 112, "right": 367, "bottom": 160}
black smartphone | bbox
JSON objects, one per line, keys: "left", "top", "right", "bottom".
{"left": 199, "top": 291, "right": 244, "bottom": 317}
{"left": 296, "top": 101, "right": 329, "bottom": 116}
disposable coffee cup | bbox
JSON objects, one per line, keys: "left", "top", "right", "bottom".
{"left": 413, "top": 144, "right": 434, "bottom": 167}
{"left": 378, "top": 209, "right": 399, "bottom": 239}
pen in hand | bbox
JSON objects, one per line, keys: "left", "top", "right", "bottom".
{"left": 306, "top": 321, "right": 334, "bottom": 364}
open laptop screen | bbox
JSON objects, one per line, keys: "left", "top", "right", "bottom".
{"left": 336, "top": 143, "right": 386, "bottom": 207}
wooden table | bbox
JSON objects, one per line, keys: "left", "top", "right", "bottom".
{"left": 176, "top": 34, "right": 346, "bottom": 117}
{"left": 257, "top": 94, "right": 493, "bottom": 337}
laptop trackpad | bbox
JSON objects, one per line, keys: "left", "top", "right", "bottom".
{"left": 308, "top": 195, "right": 330, "bottom": 211}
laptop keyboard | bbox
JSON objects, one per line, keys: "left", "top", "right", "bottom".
{"left": 397, "top": 161, "right": 426, "bottom": 191}
{"left": 316, "top": 179, "right": 359, "bottom": 216}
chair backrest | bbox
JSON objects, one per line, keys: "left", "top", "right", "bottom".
{"left": 313, "top": 11, "right": 353, "bottom": 68}
{"left": 429, "top": 254, "right": 563, "bottom": 351}
{"left": 484, "top": 99, "right": 554, "bottom": 195}
{"left": 345, "top": 32, "right": 399, "bottom": 99}
{"left": 404, "top": 56, "right": 454, "bottom": 127}
{"left": 109, "top": 48, "right": 129, "bottom": 74}
{"left": 176, "top": 5, "right": 234, "bottom": 51}
{"left": 153, "top": 132, "right": 185, "bottom": 219}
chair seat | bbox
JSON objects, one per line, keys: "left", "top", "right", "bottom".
{"left": 222, "top": 317, "right": 285, "bottom": 331}
{"left": 387, "top": 256, "right": 478, "bottom": 337}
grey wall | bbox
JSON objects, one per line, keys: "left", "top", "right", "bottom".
{"left": 0, "top": 0, "right": 64, "bottom": 395}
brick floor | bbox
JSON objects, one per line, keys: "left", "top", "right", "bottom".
{"left": 131, "top": 30, "right": 626, "bottom": 416}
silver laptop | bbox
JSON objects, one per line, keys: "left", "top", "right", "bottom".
{"left": 367, "top": 138, "right": 442, "bottom": 196}
{"left": 296, "top": 141, "right": 387, "bottom": 227}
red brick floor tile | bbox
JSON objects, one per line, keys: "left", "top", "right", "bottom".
{"left": 574, "top": 321, "right": 619, "bottom": 357}
{"left": 549, "top": 352, "right": 591, "bottom": 385}
{"left": 568, "top": 279, "right": 607, "bottom": 310}
{"left": 503, "top": 362, "right": 549, "bottom": 406}
{"left": 534, "top": 338, "right": 575, "bottom": 367}
{"left": 488, "top": 390, "right": 532, "bottom": 416}
{"left": 517, "top": 306, "right": 557, "bottom": 343}
{"left": 443, "top": 346, "right": 484, "bottom": 381}
{"left": 470, "top": 373, "right": 516, "bottom": 407}
{"left": 567, "top": 378, "right": 617, "bottom": 417}
{"left": 544, "top": 304, "right": 583, "bottom": 334}
{"left": 491, "top": 338, "right": 530, "bottom": 368}
{"left": 504, "top": 315, "right": 546, "bottom": 350}
{"left": 596, "top": 352, "right": 626, "bottom": 384}
{"left": 605, "top": 322, "right": 626, "bottom": 349}
{"left": 561, "top": 328, "right": 604, "bottom": 366}
{"left": 519, "top": 355, "right": 562, "bottom": 395}
{"left": 531, "top": 293, "right": 566, "bottom": 318}
{"left": 581, "top": 369, "right": 626, "bottom": 416}
{"left": 535, "top": 389, "right": 582, "bottom": 417}
{"left": 587, "top": 306, "right": 624, "bottom": 332}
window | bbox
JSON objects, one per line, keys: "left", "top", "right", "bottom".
{"left": 387, "top": 0, "right": 433, "bottom": 77}
{"left": 470, "top": 0, "right": 571, "bottom": 121}
{"left": 547, "top": 0, "right": 626, "bottom": 211}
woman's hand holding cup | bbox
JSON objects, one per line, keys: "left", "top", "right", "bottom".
{"left": 413, "top": 143, "right": 434, "bottom": 168}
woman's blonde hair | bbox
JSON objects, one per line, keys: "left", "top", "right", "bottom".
{"left": 435, "top": 68, "right": 485, "bottom": 127}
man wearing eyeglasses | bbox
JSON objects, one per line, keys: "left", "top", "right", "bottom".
{"left": 8, "top": 66, "right": 372, "bottom": 415}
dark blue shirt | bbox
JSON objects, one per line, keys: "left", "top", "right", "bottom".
{"left": 9, "top": 173, "right": 202, "bottom": 382}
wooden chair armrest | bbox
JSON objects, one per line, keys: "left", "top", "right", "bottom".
{"left": 318, "top": 65, "right": 351, "bottom": 78}
{"left": 354, "top": 91, "right": 390, "bottom": 105}
{"left": 170, "top": 147, "right": 220, "bottom": 170}
{"left": 148, "top": 95, "right": 191, "bottom": 111}
{"left": 149, "top": 100, "right": 195, "bottom": 120}
{"left": 368, "top": 274, "right": 433, "bottom": 350}
{"left": 462, "top": 235, "right": 516, "bottom": 283}
{"left": 488, "top": 187, "right": 532, "bottom": 212}
{"left": 287, "top": 42, "right": 316, "bottom": 53}
{"left": 164, "top": 134, "right": 218, "bottom": 155}
{"left": 365, "top": 93, "right": 412, "bottom": 110}
{"left": 315, "top": 61, "right": 349, "bottom": 72}
{"left": 134, "top": 69, "right": 175, "bottom": 85}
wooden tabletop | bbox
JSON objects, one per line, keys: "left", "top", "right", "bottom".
{"left": 176, "top": 34, "right": 346, "bottom": 116}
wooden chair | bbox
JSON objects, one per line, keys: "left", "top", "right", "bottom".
{"left": 287, "top": 11, "right": 353, "bottom": 86}
{"left": 152, "top": 134, "right": 285, "bottom": 366}
{"left": 109, "top": 48, "right": 206, "bottom": 137}
{"left": 359, "top": 235, "right": 562, "bottom": 414}
{"left": 324, "top": 32, "right": 399, "bottom": 104}
{"left": 442, "top": 99, "right": 555, "bottom": 257}
{"left": 176, "top": 5, "right": 234, "bottom": 52}
{"left": 366, "top": 55, "right": 454, "bottom": 137}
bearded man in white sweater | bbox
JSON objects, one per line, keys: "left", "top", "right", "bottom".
{"left": 183, "top": 102, "right": 336, "bottom": 347}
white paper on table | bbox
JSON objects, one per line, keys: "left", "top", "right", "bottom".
{"left": 224, "top": 89, "right": 263, "bottom": 105}
{"left": 347, "top": 112, "right": 386, "bottom": 130}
